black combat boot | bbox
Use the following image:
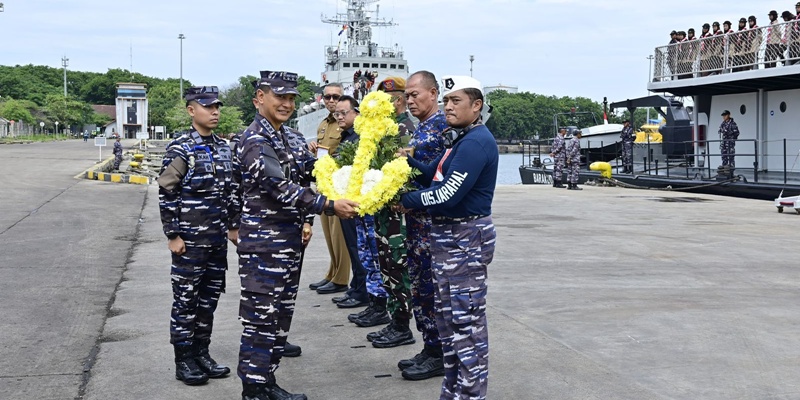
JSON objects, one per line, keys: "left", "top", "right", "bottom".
{"left": 397, "top": 347, "right": 431, "bottom": 371}
{"left": 264, "top": 373, "right": 308, "bottom": 400}
{"left": 174, "top": 344, "right": 208, "bottom": 385}
{"left": 194, "top": 340, "right": 230, "bottom": 378}
{"left": 354, "top": 297, "right": 390, "bottom": 327}
{"left": 283, "top": 342, "right": 302, "bottom": 357}
{"left": 553, "top": 179, "right": 565, "bottom": 188}
{"left": 570, "top": 183, "right": 583, "bottom": 191}
{"left": 242, "top": 381, "right": 269, "bottom": 400}
{"left": 348, "top": 296, "right": 375, "bottom": 323}
{"left": 371, "top": 318, "right": 415, "bottom": 348}
{"left": 401, "top": 344, "right": 445, "bottom": 380}
{"left": 366, "top": 323, "right": 393, "bottom": 342}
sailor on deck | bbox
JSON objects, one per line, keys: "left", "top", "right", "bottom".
{"left": 719, "top": 110, "right": 740, "bottom": 169}
{"left": 550, "top": 128, "right": 567, "bottom": 188}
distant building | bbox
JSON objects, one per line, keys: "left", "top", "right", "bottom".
{"left": 115, "top": 83, "right": 148, "bottom": 139}
{"left": 484, "top": 84, "right": 518, "bottom": 95}
{"left": 88, "top": 105, "right": 117, "bottom": 137}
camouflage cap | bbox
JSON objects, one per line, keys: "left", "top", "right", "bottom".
{"left": 184, "top": 86, "right": 223, "bottom": 106}
{"left": 257, "top": 71, "right": 300, "bottom": 95}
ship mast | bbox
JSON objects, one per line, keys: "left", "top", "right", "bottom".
{"left": 321, "top": 0, "right": 396, "bottom": 59}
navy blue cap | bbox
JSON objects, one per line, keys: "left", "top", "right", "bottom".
{"left": 184, "top": 86, "right": 223, "bottom": 106}
{"left": 257, "top": 71, "right": 300, "bottom": 95}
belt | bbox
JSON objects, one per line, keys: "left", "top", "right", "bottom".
{"left": 431, "top": 215, "right": 488, "bottom": 225}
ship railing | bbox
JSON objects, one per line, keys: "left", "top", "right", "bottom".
{"left": 519, "top": 138, "right": 554, "bottom": 168}
{"left": 652, "top": 20, "right": 800, "bottom": 82}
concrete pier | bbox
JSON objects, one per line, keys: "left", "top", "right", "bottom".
{"left": 1, "top": 140, "right": 798, "bottom": 400}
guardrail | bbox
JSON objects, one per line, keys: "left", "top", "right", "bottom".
{"left": 653, "top": 20, "right": 800, "bottom": 82}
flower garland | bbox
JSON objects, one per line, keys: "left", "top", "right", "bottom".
{"left": 313, "top": 91, "right": 411, "bottom": 216}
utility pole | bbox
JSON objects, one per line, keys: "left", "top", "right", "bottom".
{"left": 62, "top": 56, "right": 69, "bottom": 97}
{"left": 178, "top": 33, "right": 186, "bottom": 97}
{"left": 469, "top": 55, "right": 475, "bottom": 77}
{"left": 646, "top": 54, "right": 654, "bottom": 123}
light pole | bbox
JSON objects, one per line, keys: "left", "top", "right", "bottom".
{"left": 62, "top": 56, "right": 69, "bottom": 97}
{"left": 178, "top": 33, "right": 185, "bottom": 97}
{"left": 55, "top": 121, "right": 59, "bottom": 138}
{"left": 469, "top": 55, "right": 475, "bottom": 77}
{"left": 646, "top": 54, "right": 654, "bottom": 123}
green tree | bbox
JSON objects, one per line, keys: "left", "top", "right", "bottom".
{"left": 217, "top": 106, "right": 244, "bottom": 136}
{"left": 148, "top": 82, "right": 182, "bottom": 129}
{"left": 220, "top": 76, "right": 257, "bottom": 126}
{"left": 166, "top": 103, "right": 192, "bottom": 133}
{"left": 44, "top": 94, "right": 94, "bottom": 127}
{"left": 0, "top": 98, "right": 36, "bottom": 124}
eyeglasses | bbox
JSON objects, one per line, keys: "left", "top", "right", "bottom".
{"left": 333, "top": 109, "right": 354, "bottom": 119}
{"left": 323, "top": 94, "right": 341, "bottom": 101}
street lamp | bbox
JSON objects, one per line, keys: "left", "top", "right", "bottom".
{"left": 39, "top": 121, "right": 45, "bottom": 135}
{"left": 178, "top": 33, "right": 185, "bottom": 97}
{"left": 55, "top": 121, "right": 59, "bottom": 137}
{"left": 469, "top": 55, "right": 475, "bottom": 77}
{"left": 646, "top": 54, "right": 654, "bottom": 123}
{"left": 62, "top": 56, "right": 69, "bottom": 97}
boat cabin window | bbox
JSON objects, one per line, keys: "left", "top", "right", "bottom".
{"left": 380, "top": 63, "right": 387, "bottom": 68}
{"left": 343, "top": 63, "right": 351, "bottom": 68}
{"left": 740, "top": 105, "right": 746, "bottom": 115}
{"left": 780, "top": 102, "right": 787, "bottom": 113}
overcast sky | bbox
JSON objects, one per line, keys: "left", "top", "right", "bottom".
{"left": 1, "top": 0, "right": 795, "bottom": 104}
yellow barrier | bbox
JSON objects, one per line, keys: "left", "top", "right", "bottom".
{"left": 590, "top": 162, "right": 612, "bottom": 179}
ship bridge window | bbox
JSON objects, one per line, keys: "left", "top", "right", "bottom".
{"left": 398, "top": 64, "right": 405, "bottom": 70}
{"left": 372, "top": 63, "right": 379, "bottom": 68}
{"left": 380, "top": 63, "right": 387, "bottom": 68}
{"left": 343, "top": 63, "right": 351, "bottom": 68}
{"left": 390, "top": 64, "right": 397, "bottom": 69}
{"left": 780, "top": 102, "right": 787, "bottom": 113}
{"left": 352, "top": 63, "right": 360, "bottom": 68}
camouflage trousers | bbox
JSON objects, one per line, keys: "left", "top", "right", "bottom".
{"left": 553, "top": 154, "right": 565, "bottom": 181}
{"left": 431, "top": 216, "right": 496, "bottom": 400}
{"left": 237, "top": 245, "right": 302, "bottom": 384}
{"left": 567, "top": 160, "right": 580, "bottom": 184}
{"left": 169, "top": 245, "right": 227, "bottom": 346}
{"left": 721, "top": 140, "right": 736, "bottom": 168}
{"left": 406, "top": 211, "right": 440, "bottom": 347}
{"left": 375, "top": 209, "right": 411, "bottom": 321}
{"left": 356, "top": 215, "right": 387, "bottom": 298}
{"left": 622, "top": 141, "right": 633, "bottom": 169}
{"left": 113, "top": 154, "right": 122, "bottom": 170}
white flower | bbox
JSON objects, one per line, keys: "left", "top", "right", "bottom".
{"left": 332, "top": 166, "right": 352, "bottom": 196}
{"left": 361, "top": 169, "right": 384, "bottom": 195}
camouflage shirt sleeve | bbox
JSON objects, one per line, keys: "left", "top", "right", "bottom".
{"left": 158, "top": 140, "right": 188, "bottom": 238}
{"left": 242, "top": 137, "right": 327, "bottom": 216}
{"left": 228, "top": 133, "right": 243, "bottom": 230}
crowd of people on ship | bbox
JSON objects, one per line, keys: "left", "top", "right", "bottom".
{"left": 662, "top": 3, "right": 800, "bottom": 79}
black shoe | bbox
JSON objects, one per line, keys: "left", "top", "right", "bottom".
{"left": 553, "top": 179, "right": 565, "bottom": 188}
{"left": 348, "top": 305, "right": 374, "bottom": 323}
{"left": 316, "top": 282, "right": 348, "bottom": 294}
{"left": 308, "top": 279, "right": 329, "bottom": 290}
{"left": 398, "top": 348, "right": 430, "bottom": 371}
{"left": 283, "top": 342, "right": 301, "bottom": 358}
{"left": 174, "top": 345, "right": 209, "bottom": 385}
{"left": 265, "top": 374, "right": 307, "bottom": 400}
{"left": 371, "top": 324, "right": 416, "bottom": 348}
{"left": 242, "top": 382, "right": 269, "bottom": 400}
{"left": 337, "top": 297, "right": 368, "bottom": 308}
{"left": 353, "top": 306, "right": 390, "bottom": 327}
{"left": 367, "top": 324, "right": 392, "bottom": 342}
{"left": 194, "top": 341, "right": 230, "bottom": 378}
{"left": 401, "top": 355, "right": 445, "bottom": 380}
{"left": 332, "top": 294, "right": 350, "bottom": 303}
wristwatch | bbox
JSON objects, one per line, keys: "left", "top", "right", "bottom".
{"left": 324, "top": 200, "right": 335, "bottom": 216}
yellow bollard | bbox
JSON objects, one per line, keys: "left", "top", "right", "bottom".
{"left": 129, "top": 161, "right": 141, "bottom": 169}
{"left": 590, "top": 161, "right": 612, "bottom": 179}
{"left": 133, "top": 153, "right": 145, "bottom": 161}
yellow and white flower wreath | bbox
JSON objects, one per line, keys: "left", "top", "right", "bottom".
{"left": 313, "top": 91, "right": 412, "bottom": 216}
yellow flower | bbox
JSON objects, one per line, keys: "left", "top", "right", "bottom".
{"left": 359, "top": 91, "right": 395, "bottom": 119}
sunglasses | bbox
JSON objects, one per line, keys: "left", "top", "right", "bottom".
{"left": 323, "top": 94, "right": 341, "bottom": 101}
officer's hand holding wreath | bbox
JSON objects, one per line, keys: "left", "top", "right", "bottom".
{"left": 332, "top": 199, "right": 359, "bottom": 219}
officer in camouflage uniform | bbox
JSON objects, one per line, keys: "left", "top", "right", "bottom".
{"left": 157, "top": 86, "right": 233, "bottom": 386}
{"left": 399, "top": 75, "right": 498, "bottom": 400}
{"left": 620, "top": 120, "right": 634, "bottom": 173}
{"left": 391, "top": 71, "right": 448, "bottom": 381}
{"left": 358, "top": 78, "right": 417, "bottom": 348}
{"left": 566, "top": 130, "right": 583, "bottom": 190}
{"left": 113, "top": 135, "right": 123, "bottom": 170}
{"left": 719, "top": 110, "right": 740, "bottom": 169}
{"left": 231, "top": 71, "right": 358, "bottom": 400}
{"left": 549, "top": 128, "right": 567, "bottom": 188}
